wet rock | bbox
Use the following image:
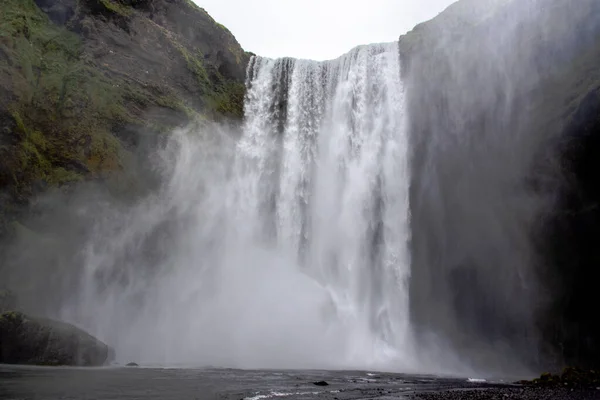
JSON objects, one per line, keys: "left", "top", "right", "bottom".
{"left": 517, "top": 367, "right": 600, "bottom": 388}
{"left": 409, "top": 387, "right": 600, "bottom": 400}
{"left": 0, "top": 311, "right": 112, "bottom": 366}
{"left": 313, "top": 381, "right": 329, "bottom": 386}
{"left": 517, "top": 367, "right": 600, "bottom": 389}
{"left": 561, "top": 366, "right": 600, "bottom": 387}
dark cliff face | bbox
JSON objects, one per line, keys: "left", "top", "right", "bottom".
{"left": 0, "top": 0, "right": 250, "bottom": 232}
{"left": 400, "top": 0, "right": 600, "bottom": 371}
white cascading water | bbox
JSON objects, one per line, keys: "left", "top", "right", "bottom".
{"left": 63, "top": 42, "right": 413, "bottom": 370}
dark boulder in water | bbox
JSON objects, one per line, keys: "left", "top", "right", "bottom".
{"left": 313, "top": 381, "right": 329, "bottom": 386}
{"left": 0, "top": 311, "right": 111, "bottom": 366}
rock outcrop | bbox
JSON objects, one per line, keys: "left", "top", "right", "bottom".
{"left": 518, "top": 367, "right": 600, "bottom": 388}
{"left": 0, "top": 311, "right": 112, "bottom": 366}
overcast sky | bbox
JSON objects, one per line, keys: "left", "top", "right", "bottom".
{"left": 193, "top": 0, "right": 457, "bottom": 60}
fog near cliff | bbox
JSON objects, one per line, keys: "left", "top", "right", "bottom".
{"left": 404, "top": 0, "right": 600, "bottom": 372}
{"left": 2, "top": 124, "right": 344, "bottom": 368}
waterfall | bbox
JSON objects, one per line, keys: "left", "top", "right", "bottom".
{"left": 237, "top": 43, "right": 411, "bottom": 362}
{"left": 51, "top": 42, "right": 413, "bottom": 370}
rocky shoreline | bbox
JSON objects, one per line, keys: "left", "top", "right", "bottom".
{"left": 408, "top": 368, "right": 600, "bottom": 400}
{"left": 409, "top": 387, "right": 600, "bottom": 400}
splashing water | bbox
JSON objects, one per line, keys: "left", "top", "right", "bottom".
{"left": 63, "top": 42, "right": 412, "bottom": 370}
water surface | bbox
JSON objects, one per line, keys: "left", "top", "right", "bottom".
{"left": 0, "top": 366, "right": 498, "bottom": 400}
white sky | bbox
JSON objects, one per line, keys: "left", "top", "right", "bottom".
{"left": 193, "top": 0, "right": 457, "bottom": 60}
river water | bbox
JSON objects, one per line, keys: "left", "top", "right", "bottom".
{"left": 0, "top": 365, "right": 504, "bottom": 400}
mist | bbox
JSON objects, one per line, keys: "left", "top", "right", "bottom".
{"left": 1, "top": 44, "right": 419, "bottom": 373}
{"left": 2, "top": 124, "right": 337, "bottom": 368}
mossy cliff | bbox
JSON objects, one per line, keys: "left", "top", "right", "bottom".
{"left": 399, "top": 0, "right": 600, "bottom": 371}
{"left": 0, "top": 0, "right": 250, "bottom": 232}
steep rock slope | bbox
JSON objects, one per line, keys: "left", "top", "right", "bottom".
{"left": 400, "top": 0, "right": 600, "bottom": 370}
{"left": 0, "top": 0, "right": 250, "bottom": 232}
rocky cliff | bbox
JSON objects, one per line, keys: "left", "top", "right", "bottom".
{"left": 0, "top": 0, "right": 250, "bottom": 233}
{"left": 399, "top": 0, "right": 600, "bottom": 370}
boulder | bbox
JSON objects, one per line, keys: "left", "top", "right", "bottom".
{"left": 0, "top": 311, "right": 112, "bottom": 366}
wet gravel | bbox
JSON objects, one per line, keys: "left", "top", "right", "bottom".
{"left": 409, "top": 387, "right": 600, "bottom": 400}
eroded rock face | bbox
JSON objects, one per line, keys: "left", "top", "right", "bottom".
{"left": 399, "top": 0, "right": 600, "bottom": 371}
{"left": 0, "top": 312, "right": 112, "bottom": 366}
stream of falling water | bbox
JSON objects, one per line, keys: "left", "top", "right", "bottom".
{"left": 64, "top": 42, "right": 412, "bottom": 370}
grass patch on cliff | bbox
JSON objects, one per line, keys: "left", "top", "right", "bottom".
{"left": 99, "top": 0, "right": 134, "bottom": 17}
{"left": 0, "top": 0, "right": 247, "bottom": 215}
{"left": 10, "top": 110, "right": 84, "bottom": 188}
{"left": 0, "top": 0, "right": 131, "bottom": 198}
{"left": 172, "top": 43, "right": 211, "bottom": 90}
{"left": 208, "top": 81, "right": 246, "bottom": 120}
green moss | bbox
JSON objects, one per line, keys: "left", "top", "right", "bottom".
{"left": 176, "top": 44, "right": 211, "bottom": 90}
{"left": 0, "top": 0, "right": 135, "bottom": 195}
{"left": 99, "top": 0, "right": 133, "bottom": 17}
{"left": 0, "top": 0, "right": 248, "bottom": 225}
{"left": 0, "top": 311, "right": 24, "bottom": 323}
{"left": 0, "top": 0, "right": 235, "bottom": 230}
{"left": 216, "top": 22, "right": 230, "bottom": 33}
{"left": 48, "top": 167, "right": 84, "bottom": 185}
{"left": 8, "top": 110, "right": 87, "bottom": 188}
{"left": 87, "top": 131, "right": 123, "bottom": 171}
{"left": 208, "top": 81, "right": 246, "bottom": 119}
{"left": 154, "top": 95, "right": 180, "bottom": 110}
{"left": 12, "top": 111, "right": 27, "bottom": 136}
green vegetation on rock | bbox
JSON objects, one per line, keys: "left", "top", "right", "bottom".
{"left": 0, "top": 0, "right": 128, "bottom": 201}
{"left": 518, "top": 367, "right": 600, "bottom": 388}
{"left": 99, "top": 0, "right": 134, "bottom": 17}
{"left": 0, "top": 0, "right": 250, "bottom": 231}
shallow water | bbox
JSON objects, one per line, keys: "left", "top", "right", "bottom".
{"left": 0, "top": 365, "right": 506, "bottom": 400}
